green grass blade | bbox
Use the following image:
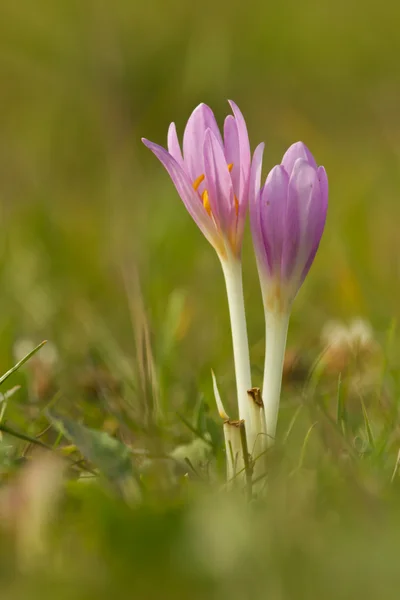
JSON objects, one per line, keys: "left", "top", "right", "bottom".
{"left": 359, "top": 396, "right": 375, "bottom": 450}
{"left": 0, "top": 422, "right": 53, "bottom": 449}
{"left": 0, "top": 340, "right": 47, "bottom": 388}
{"left": 298, "top": 422, "right": 318, "bottom": 470}
{"left": 336, "top": 373, "right": 347, "bottom": 435}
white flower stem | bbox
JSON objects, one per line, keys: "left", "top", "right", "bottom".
{"left": 262, "top": 310, "right": 290, "bottom": 446}
{"left": 220, "top": 258, "right": 256, "bottom": 446}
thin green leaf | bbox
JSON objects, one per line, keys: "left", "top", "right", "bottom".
{"left": 0, "top": 422, "right": 53, "bottom": 450}
{"left": 283, "top": 404, "right": 303, "bottom": 444}
{"left": 359, "top": 395, "right": 375, "bottom": 450}
{"left": 379, "top": 318, "right": 397, "bottom": 395}
{"left": 391, "top": 448, "right": 400, "bottom": 484}
{"left": 183, "top": 457, "right": 201, "bottom": 477}
{"left": 336, "top": 373, "right": 347, "bottom": 435}
{"left": 0, "top": 386, "right": 21, "bottom": 428}
{"left": 194, "top": 393, "right": 209, "bottom": 434}
{"left": 0, "top": 341, "right": 47, "bottom": 388}
{"left": 0, "top": 385, "right": 21, "bottom": 405}
{"left": 298, "top": 422, "right": 318, "bottom": 470}
{"left": 304, "top": 348, "right": 328, "bottom": 396}
{"left": 176, "top": 412, "right": 214, "bottom": 447}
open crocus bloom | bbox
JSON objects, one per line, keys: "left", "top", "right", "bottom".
{"left": 143, "top": 102, "right": 255, "bottom": 441}
{"left": 250, "top": 141, "right": 328, "bottom": 312}
{"left": 142, "top": 101, "right": 251, "bottom": 260}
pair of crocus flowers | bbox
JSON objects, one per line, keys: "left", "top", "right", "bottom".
{"left": 143, "top": 101, "right": 328, "bottom": 478}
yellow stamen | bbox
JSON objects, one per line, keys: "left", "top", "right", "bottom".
{"left": 192, "top": 173, "right": 205, "bottom": 191}
{"left": 234, "top": 196, "right": 239, "bottom": 217}
{"left": 193, "top": 164, "right": 234, "bottom": 219}
{"left": 202, "top": 190, "right": 212, "bottom": 216}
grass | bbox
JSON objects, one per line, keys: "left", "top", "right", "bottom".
{"left": 0, "top": 0, "right": 400, "bottom": 597}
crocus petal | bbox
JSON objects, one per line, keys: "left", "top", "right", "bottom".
{"left": 302, "top": 165, "right": 323, "bottom": 253}
{"left": 203, "top": 129, "right": 234, "bottom": 232}
{"left": 167, "top": 123, "right": 184, "bottom": 169}
{"left": 299, "top": 166, "right": 328, "bottom": 283}
{"left": 182, "top": 103, "right": 223, "bottom": 182}
{"left": 283, "top": 158, "right": 321, "bottom": 282}
{"left": 141, "top": 138, "right": 220, "bottom": 249}
{"left": 249, "top": 143, "right": 265, "bottom": 268}
{"left": 260, "top": 166, "right": 289, "bottom": 275}
{"left": 306, "top": 167, "right": 327, "bottom": 248}
{"left": 249, "top": 143, "right": 264, "bottom": 207}
{"left": 281, "top": 158, "right": 310, "bottom": 280}
{"left": 318, "top": 166, "right": 329, "bottom": 210}
{"left": 281, "top": 141, "right": 318, "bottom": 175}
{"left": 300, "top": 212, "right": 327, "bottom": 285}
{"left": 223, "top": 115, "right": 240, "bottom": 198}
{"left": 228, "top": 100, "right": 251, "bottom": 201}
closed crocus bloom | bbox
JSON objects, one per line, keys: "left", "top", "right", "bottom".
{"left": 142, "top": 101, "right": 251, "bottom": 260}
{"left": 250, "top": 141, "right": 328, "bottom": 444}
{"left": 143, "top": 102, "right": 257, "bottom": 448}
{"left": 251, "top": 141, "right": 328, "bottom": 312}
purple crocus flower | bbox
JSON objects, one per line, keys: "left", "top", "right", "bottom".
{"left": 142, "top": 102, "right": 257, "bottom": 444}
{"left": 142, "top": 101, "right": 251, "bottom": 259}
{"left": 250, "top": 141, "right": 328, "bottom": 311}
{"left": 249, "top": 141, "right": 328, "bottom": 444}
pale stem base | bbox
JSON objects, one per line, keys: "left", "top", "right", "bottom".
{"left": 262, "top": 310, "right": 290, "bottom": 446}
{"left": 224, "top": 421, "right": 246, "bottom": 488}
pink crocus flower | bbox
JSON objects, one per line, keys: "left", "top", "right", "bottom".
{"left": 142, "top": 101, "right": 251, "bottom": 260}
{"left": 250, "top": 141, "right": 328, "bottom": 313}
{"left": 142, "top": 102, "right": 259, "bottom": 447}
{"left": 249, "top": 141, "right": 328, "bottom": 445}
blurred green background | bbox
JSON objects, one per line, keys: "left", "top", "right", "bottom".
{"left": 1, "top": 0, "right": 399, "bottom": 382}
{"left": 1, "top": 0, "right": 400, "bottom": 598}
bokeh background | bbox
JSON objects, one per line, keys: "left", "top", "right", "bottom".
{"left": 1, "top": 0, "right": 400, "bottom": 598}
{"left": 1, "top": 0, "right": 400, "bottom": 386}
